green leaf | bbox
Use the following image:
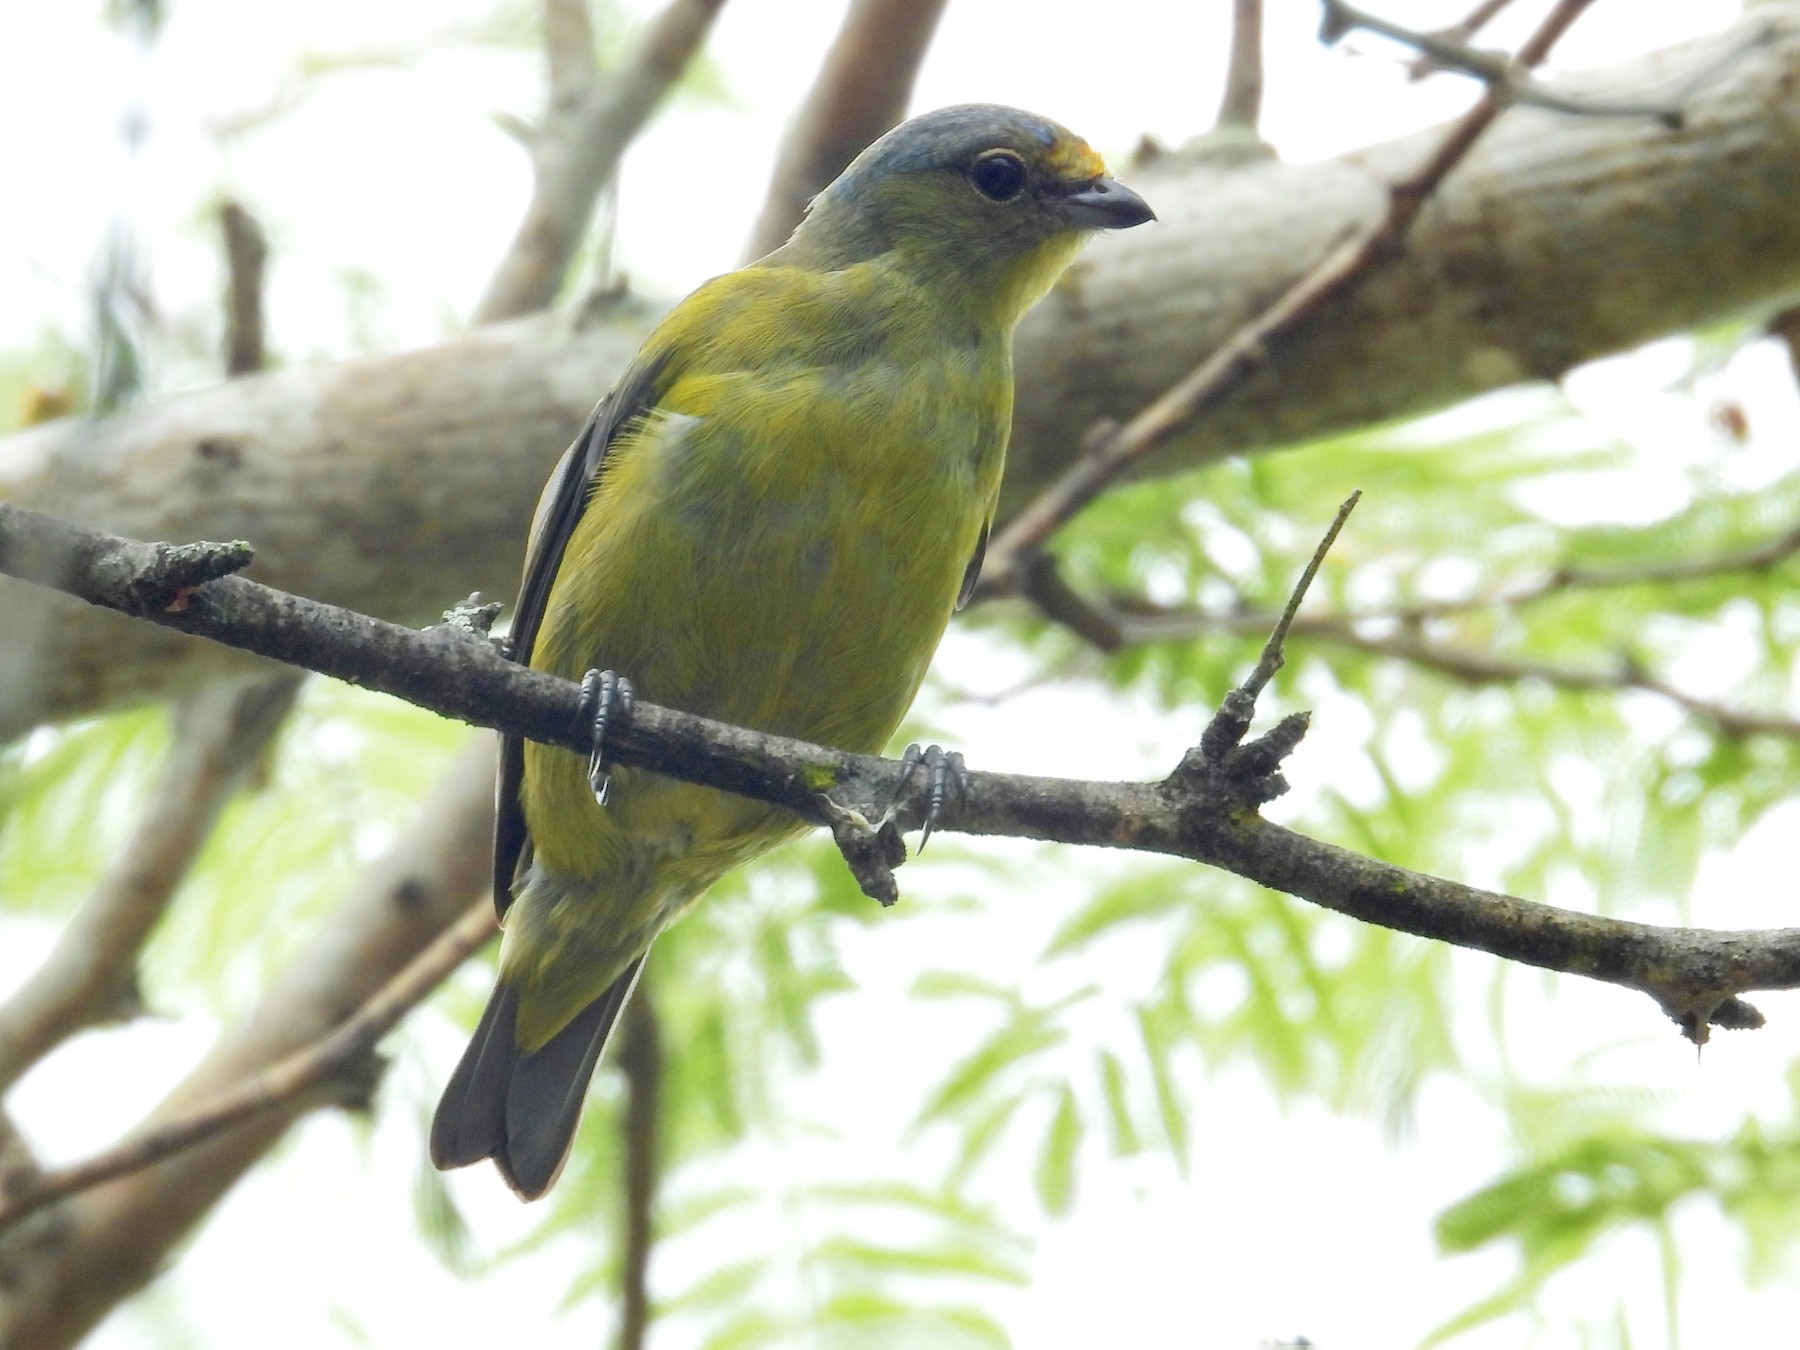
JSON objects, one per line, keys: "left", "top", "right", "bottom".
{"left": 813, "top": 1236, "right": 1029, "bottom": 1287}
{"left": 1035, "top": 1084, "right": 1082, "bottom": 1216}
{"left": 1097, "top": 1049, "right": 1142, "bottom": 1157}
{"left": 1044, "top": 868, "right": 1191, "bottom": 956}
{"left": 915, "top": 1017, "right": 1064, "bottom": 1127}
{"left": 1136, "top": 1003, "right": 1190, "bottom": 1170}
{"left": 661, "top": 1257, "right": 766, "bottom": 1315}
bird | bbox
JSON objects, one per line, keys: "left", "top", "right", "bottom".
{"left": 430, "top": 103, "right": 1153, "bottom": 1199}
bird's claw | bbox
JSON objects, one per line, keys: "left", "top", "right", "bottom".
{"left": 897, "top": 743, "right": 967, "bottom": 850}
{"left": 576, "top": 669, "right": 635, "bottom": 805}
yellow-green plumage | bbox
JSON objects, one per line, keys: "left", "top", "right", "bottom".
{"left": 432, "top": 104, "right": 1151, "bottom": 1199}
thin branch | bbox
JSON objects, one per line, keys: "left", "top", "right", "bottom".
{"left": 1306, "top": 622, "right": 1800, "bottom": 741}
{"left": 1381, "top": 521, "right": 1800, "bottom": 624}
{"left": 0, "top": 677, "right": 299, "bottom": 1094}
{"left": 1196, "top": 494, "right": 1360, "bottom": 770}
{"left": 1015, "top": 551, "right": 1124, "bottom": 651}
{"left": 1321, "top": 0, "right": 1682, "bottom": 125}
{"left": 1216, "top": 0, "right": 1266, "bottom": 132}
{"left": 1045, "top": 510, "right": 1800, "bottom": 740}
{"left": 4, "top": 501, "right": 1799, "bottom": 1053}
{"left": 615, "top": 989, "right": 663, "bottom": 1350}
{"left": 0, "top": 902, "right": 495, "bottom": 1233}
{"left": 1096, "top": 603, "right": 1800, "bottom": 742}
{"left": 977, "top": 0, "right": 1606, "bottom": 600}
{"left": 474, "top": 0, "right": 728, "bottom": 324}
{"left": 1245, "top": 492, "right": 1359, "bottom": 702}
{"left": 1401, "top": 0, "right": 1520, "bottom": 80}
{"left": 739, "top": 0, "right": 950, "bottom": 262}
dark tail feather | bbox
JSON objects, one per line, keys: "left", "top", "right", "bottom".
{"left": 430, "top": 954, "right": 648, "bottom": 1201}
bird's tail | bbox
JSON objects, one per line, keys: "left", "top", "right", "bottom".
{"left": 429, "top": 954, "right": 647, "bottom": 1200}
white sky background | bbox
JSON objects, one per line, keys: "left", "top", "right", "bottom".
{"left": 5, "top": 1, "right": 1799, "bottom": 1348}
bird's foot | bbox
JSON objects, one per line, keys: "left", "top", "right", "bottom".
{"left": 575, "top": 669, "right": 635, "bottom": 805}
{"left": 896, "top": 743, "right": 967, "bottom": 850}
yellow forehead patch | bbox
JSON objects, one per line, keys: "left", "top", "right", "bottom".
{"left": 1046, "top": 134, "right": 1107, "bottom": 183}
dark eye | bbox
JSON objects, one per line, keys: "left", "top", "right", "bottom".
{"left": 969, "top": 150, "right": 1027, "bottom": 202}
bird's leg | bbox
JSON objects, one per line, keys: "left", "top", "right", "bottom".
{"left": 575, "top": 669, "right": 636, "bottom": 805}
{"left": 896, "top": 743, "right": 968, "bottom": 850}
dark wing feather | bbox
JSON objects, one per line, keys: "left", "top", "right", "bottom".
{"left": 493, "top": 352, "right": 673, "bottom": 915}
{"left": 955, "top": 519, "right": 991, "bottom": 612}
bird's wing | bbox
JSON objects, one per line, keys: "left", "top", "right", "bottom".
{"left": 955, "top": 519, "right": 991, "bottom": 612}
{"left": 494, "top": 352, "right": 673, "bottom": 917}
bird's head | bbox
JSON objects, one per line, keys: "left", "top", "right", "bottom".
{"left": 777, "top": 104, "right": 1153, "bottom": 327}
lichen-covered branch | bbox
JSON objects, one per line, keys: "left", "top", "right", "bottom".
{"left": 5, "top": 500, "right": 1796, "bottom": 1036}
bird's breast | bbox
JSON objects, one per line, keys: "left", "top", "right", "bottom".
{"left": 583, "top": 352, "right": 999, "bottom": 743}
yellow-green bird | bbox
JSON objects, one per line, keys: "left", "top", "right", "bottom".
{"left": 431, "top": 104, "right": 1152, "bottom": 1199}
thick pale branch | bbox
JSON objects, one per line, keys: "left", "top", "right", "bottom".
{"left": 4, "top": 9, "right": 1798, "bottom": 734}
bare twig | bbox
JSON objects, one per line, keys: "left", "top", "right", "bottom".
{"left": 4, "top": 500, "right": 1799, "bottom": 1050}
{"left": 739, "top": 0, "right": 949, "bottom": 262}
{"left": 1192, "top": 495, "right": 1358, "bottom": 776}
{"left": 1216, "top": 0, "right": 1266, "bottom": 132}
{"left": 0, "top": 678, "right": 299, "bottom": 1094}
{"left": 978, "top": 0, "right": 1604, "bottom": 600}
{"left": 1242, "top": 491, "right": 1359, "bottom": 704}
{"left": 474, "top": 0, "right": 728, "bottom": 324}
{"left": 1320, "top": 0, "right": 1682, "bottom": 126}
{"left": 1402, "top": 0, "right": 1520, "bottom": 79}
{"left": 0, "top": 901, "right": 495, "bottom": 1233}
{"left": 615, "top": 990, "right": 663, "bottom": 1350}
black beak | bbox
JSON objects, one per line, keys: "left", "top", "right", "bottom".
{"left": 1056, "top": 175, "right": 1155, "bottom": 230}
